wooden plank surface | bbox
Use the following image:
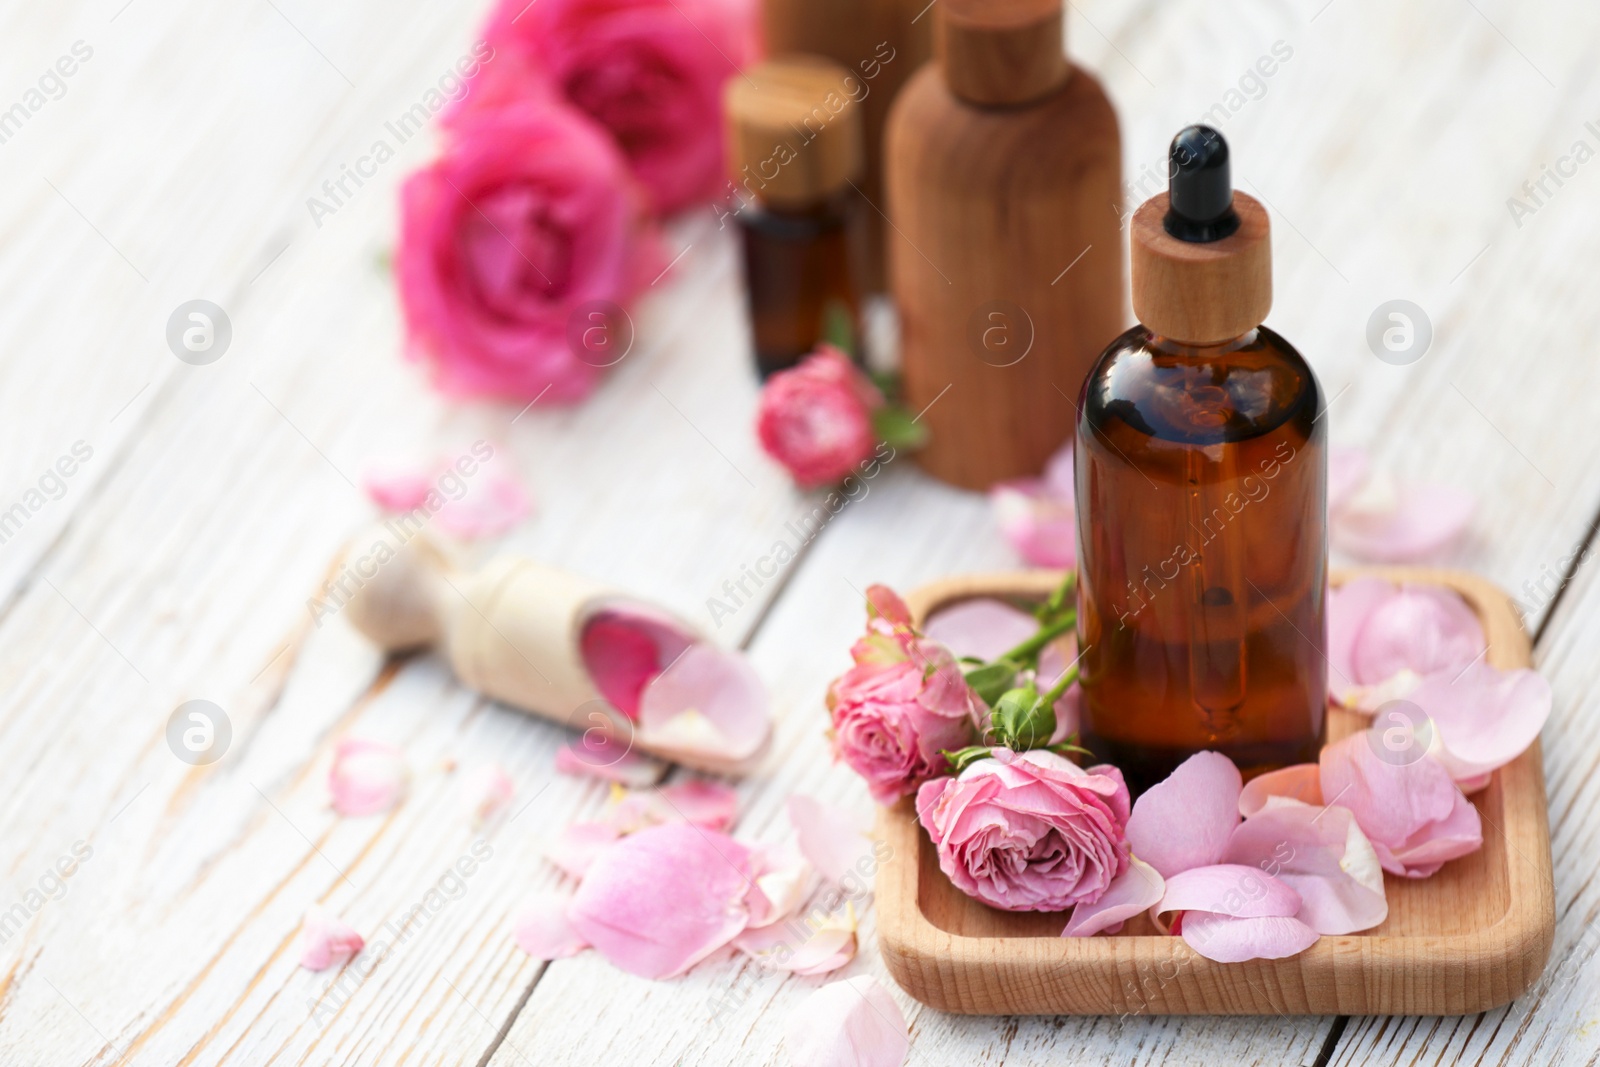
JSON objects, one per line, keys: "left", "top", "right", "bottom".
{"left": 0, "top": 0, "right": 1595, "bottom": 1064}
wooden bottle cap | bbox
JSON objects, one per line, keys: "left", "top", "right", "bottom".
{"left": 724, "top": 55, "right": 864, "bottom": 207}
{"left": 1131, "top": 191, "right": 1272, "bottom": 344}
{"left": 936, "top": 0, "right": 1069, "bottom": 107}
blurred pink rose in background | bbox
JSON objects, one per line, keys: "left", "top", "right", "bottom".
{"left": 916, "top": 749, "right": 1131, "bottom": 912}
{"left": 757, "top": 346, "right": 885, "bottom": 489}
{"left": 398, "top": 103, "right": 653, "bottom": 402}
{"left": 467, "top": 0, "right": 759, "bottom": 215}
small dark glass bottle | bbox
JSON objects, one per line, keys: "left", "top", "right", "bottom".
{"left": 738, "top": 189, "right": 866, "bottom": 378}
{"left": 1075, "top": 127, "right": 1327, "bottom": 796}
{"left": 724, "top": 56, "right": 868, "bottom": 378}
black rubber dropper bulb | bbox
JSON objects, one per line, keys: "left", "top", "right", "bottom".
{"left": 1163, "top": 125, "right": 1240, "bottom": 243}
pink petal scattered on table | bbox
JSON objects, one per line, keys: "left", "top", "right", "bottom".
{"left": 654, "top": 780, "right": 740, "bottom": 830}
{"left": 785, "top": 975, "right": 909, "bottom": 1067}
{"left": 567, "top": 823, "right": 754, "bottom": 979}
{"left": 1319, "top": 730, "right": 1483, "bottom": 877}
{"left": 638, "top": 643, "right": 770, "bottom": 762}
{"left": 545, "top": 820, "right": 621, "bottom": 879}
{"left": 990, "top": 442, "right": 1076, "bottom": 568}
{"left": 744, "top": 845, "right": 812, "bottom": 929}
{"left": 1238, "top": 763, "right": 1322, "bottom": 817}
{"left": 1327, "top": 446, "right": 1370, "bottom": 513}
{"left": 299, "top": 906, "right": 365, "bottom": 971}
{"left": 329, "top": 738, "right": 406, "bottom": 816}
{"left": 1332, "top": 481, "right": 1475, "bottom": 563}
{"left": 363, "top": 468, "right": 433, "bottom": 511}
{"left": 735, "top": 903, "right": 857, "bottom": 976}
{"left": 1223, "top": 799, "right": 1387, "bottom": 935}
{"left": 922, "top": 598, "right": 1038, "bottom": 663}
{"left": 554, "top": 743, "right": 662, "bottom": 787}
{"left": 460, "top": 763, "right": 515, "bottom": 826}
{"left": 1407, "top": 663, "right": 1551, "bottom": 786}
{"left": 1062, "top": 856, "right": 1165, "bottom": 937}
{"left": 787, "top": 794, "right": 874, "bottom": 884}
{"left": 433, "top": 475, "right": 531, "bottom": 540}
{"left": 1177, "top": 912, "right": 1320, "bottom": 963}
{"left": 1125, "top": 751, "right": 1242, "bottom": 878}
{"left": 514, "top": 892, "right": 588, "bottom": 960}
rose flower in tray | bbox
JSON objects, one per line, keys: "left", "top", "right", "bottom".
{"left": 828, "top": 570, "right": 1554, "bottom": 1014}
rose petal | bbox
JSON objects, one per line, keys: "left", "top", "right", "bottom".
{"left": 545, "top": 820, "right": 621, "bottom": 879}
{"left": 581, "top": 608, "right": 695, "bottom": 720}
{"left": 1408, "top": 663, "right": 1551, "bottom": 783}
{"left": 1319, "top": 730, "right": 1483, "bottom": 877}
{"left": 460, "top": 763, "right": 515, "bottom": 826}
{"left": 1237, "top": 763, "right": 1322, "bottom": 817}
{"left": 434, "top": 474, "right": 532, "bottom": 540}
{"left": 1062, "top": 856, "right": 1165, "bottom": 937}
{"left": 736, "top": 902, "right": 858, "bottom": 976}
{"left": 514, "top": 892, "right": 588, "bottom": 960}
{"left": 1349, "top": 584, "right": 1485, "bottom": 691}
{"left": 865, "top": 584, "right": 913, "bottom": 627}
{"left": 567, "top": 823, "right": 754, "bottom": 979}
{"left": 554, "top": 743, "right": 663, "bottom": 787}
{"left": 787, "top": 794, "right": 875, "bottom": 883}
{"left": 638, "top": 643, "right": 770, "bottom": 761}
{"left": 1332, "top": 481, "right": 1475, "bottom": 563}
{"left": 990, "top": 442, "right": 1076, "bottom": 569}
{"left": 1126, "top": 751, "right": 1242, "bottom": 877}
{"left": 785, "top": 975, "right": 909, "bottom": 1067}
{"left": 1328, "top": 576, "right": 1400, "bottom": 693}
{"left": 329, "top": 739, "right": 406, "bottom": 816}
{"left": 922, "top": 598, "right": 1039, "bottom": 663}
{"left": 1327, "top": 446, "right": 1370, "bottom": 513}
{"left": 745, "top": 845, "right": 813, "bottom": 928}
{"left": 1155, "top": 864, "right": 1302, "bottom": 920}
{"left": 1223, "top": 799, "right": 1387, "bottom": 934}
{"left": 299, "top": 906, "right": 365, "bottom": 971}
{"left": 658, "top": 780, "right": 740, "bottom": 830}
{"left": 1178, "top": 912, "right": 1320, "bottom": 963}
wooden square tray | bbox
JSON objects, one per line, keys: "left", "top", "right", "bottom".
{"left": 877, "top": 568, "right": 1555, "bottom": 1016}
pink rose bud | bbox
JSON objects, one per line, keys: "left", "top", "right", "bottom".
{"left": 757, "top": 346, "right": 885, "bottom": 489}
{"left": 916, "top": 750, "right": 1132, "bottom": 911}
{"left": 397, "top": 102, "right": 654, "bottom": 403}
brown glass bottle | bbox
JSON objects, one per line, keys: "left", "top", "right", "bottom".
{"left": 739, "top": 189, "right": 866, "bottom": 378}
{"left": 724, "top": 57, "right": 868, "bottom": 378}
{"left": 1075, "top": 127, "right": 1326, "bottom": 796}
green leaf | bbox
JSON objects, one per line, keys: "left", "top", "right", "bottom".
{"left": 962, "top": 661, "right": 1016, "bottom": 708}
{"left": 821, "top": 299, "right": 856, "bottom": 357}
{"left": 871, "top": 405, "right": 929, "bottom": 451}
{"left": 940, "top": 745, "right": 996, "bottom": 775}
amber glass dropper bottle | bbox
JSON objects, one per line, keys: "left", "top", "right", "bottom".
{"left": 1075, "top": 126, "right": 1327, "bottom": 797}
{"left": 724, "top": 56, "right": 869, "bottom": 378}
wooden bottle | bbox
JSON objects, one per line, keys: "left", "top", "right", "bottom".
{"left": 337, "top": 525, "right": 770, "bottom": 776}
{"left": 761, "top": 0, "right": 933, "bottom": 291}
{"left": 886, "top": 0, "right": 1123, "bottom": 490}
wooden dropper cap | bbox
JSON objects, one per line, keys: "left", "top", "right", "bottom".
{"left": 724, "top": 55, "right": 864, "bottom": 208}
{"left": 1132, "top": 126, "right": 1272, "bottom": 344}
{"left": 936, "top": 0, "right": 1069, "bottom": 106}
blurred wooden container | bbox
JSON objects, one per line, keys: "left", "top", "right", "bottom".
{"left": 877, "top": 567, "right": 1555, "bottom": 1015}
{"left": 762, "top": 0, "right": 932, "bottom": 292}
{"left": 885, "top": 0, "right": 1123, "bottom": 490}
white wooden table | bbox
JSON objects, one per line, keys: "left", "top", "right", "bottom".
{"left": 3, "top": 0, "right": 1597, "bottom": 1063}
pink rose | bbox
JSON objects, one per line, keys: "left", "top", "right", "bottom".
{"left": 827, "top": 585, "right": 979, "bottom": 804}
{"left": 398, "top": 103, "right": 653, "bottom": 402}
{"left": 917, "top": 749, "right": 1131, "bottom": 912}
{"left": 467, "top": 0, "right": 758, "bottom": 215}
{"left": 757, "top": 346, "right": 884, "bottom": 489}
